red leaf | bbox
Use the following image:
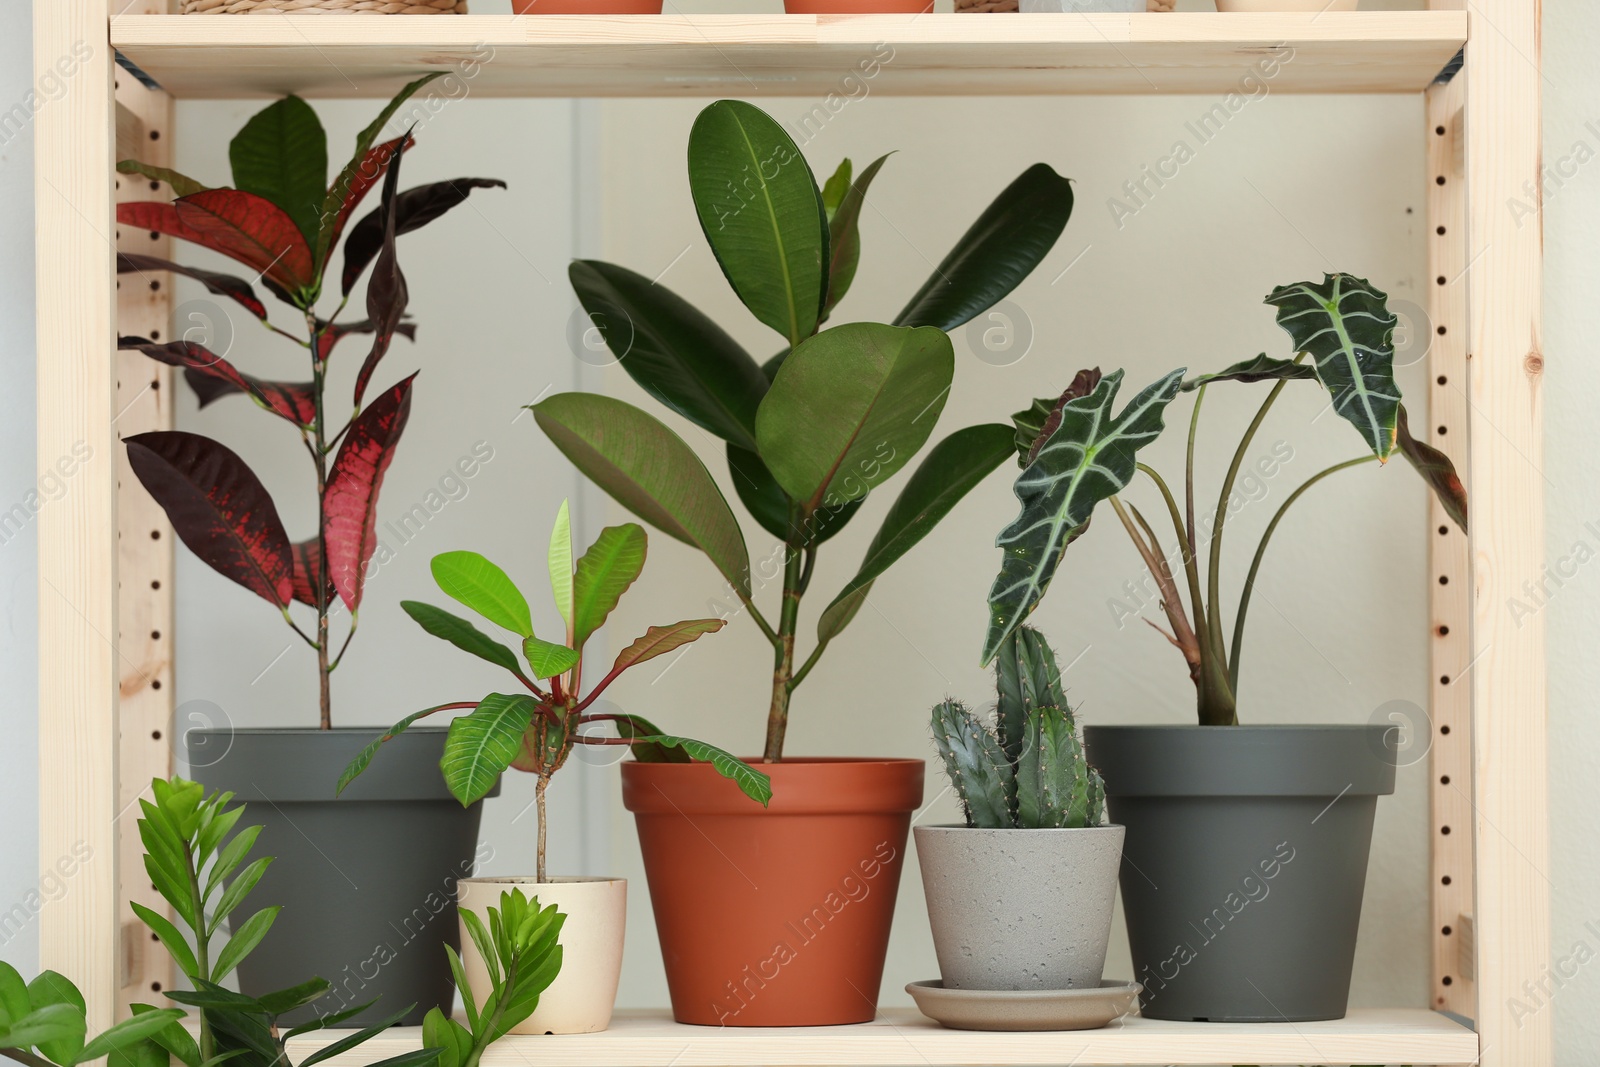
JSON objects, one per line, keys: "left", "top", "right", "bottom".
{"left": 122, "top": 337, "right": 316, "bottom": 427}
{"left": 321, "top": 135, "right": 411, "bottom": 273}
{"left": 119, "top": 202, "right": 301, "bottom": 309}
{"left": 315, "top": 318, "right": 417, "bottom": 363}
{"left": 352, "top": 143, "right": 412, "bottom": 408}
{"left": 291, "top": 539, "right": 334, "bottom": 610}
{"left": 117, "top": 253, "right": 268, "bottom": 320}
{"left": 125, "top": 431, "right": 293, "bottom": 608}
{"left": 340, "top": 177, "right": 506, "bottom": 295}
{"left": 323, "top": 373, "right": 416, "bottom": 611}
{"left": 172, "top": 190, "right": 317, "bottom": 295}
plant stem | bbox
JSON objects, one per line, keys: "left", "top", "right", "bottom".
{"left": 308, "top": 311, "right": 333, "bottom": 731}
{"left": 1185, "top": 384, "right": 1205, "bottom": 553}
{"left": 535, "top": 773, "right": 549, "bottom": 884}
{"left": 789, "top": 637, "right": 829, "bottom": 692}
{"left": 1, "top": 1049, "right": 56, "bottom": 1067}
{"left": 1135, "top": 464, "right": 1205, "bottom": 640}
{"left": 187, "top": 842, "right": 213, "bottom": 1063}
{"left": 1229, "top": 454, "right": 1377, "bottom": 690}
{"left": 762, "top": 540, "right": 804, "bottom": 763}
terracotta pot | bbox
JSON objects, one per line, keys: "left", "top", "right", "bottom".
{"left": 512, "top": 0, "right": 663, "bottom": 12}
{"left": 784, "top": 0, "right": 934, "bottom": 13}
{"left": 455, "top": 876, "right": 626, "bottom": 1034}
{"left": 622, "top": 758, "right": 924, "bottom": 1027}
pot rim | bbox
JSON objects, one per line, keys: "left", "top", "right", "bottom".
{"left": 622, "top": 754, "right": 924, "bottom": 815}
{"left": 914, "top": 823, "right": 1124, "bottom": 834}
{"left": 1084, "top": 722, "right": 1397, "bottom": 797}
{"left": 457, "top": 875, "right": 626, "bottom": 886}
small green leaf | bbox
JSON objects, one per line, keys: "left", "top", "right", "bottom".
{"left": 210, "top": 857, "right": 273, "bottom": 932}
{"left": 229, "top": 96, "right": 329, "bottom": 247}
{"left": 0, "top": 962, "right": 28, "bottom": 1027}
{"left": 337, "top": 703, "right": 458, "bottom": 797}
{"left": 521, "top": 637, "right": 579, "bottom": 680}
{"left": 823, "top": 153, "right": 890, "bottom": 318}
{"left": 431, "top": 551, "right": 533, "bottom": 637}
{"left": 76, "top": 1010, "right": 187, "bottom": 1065}
{"left": 211, "top": 906, "right": 280, "bottom": 983}
{"left": 820, "top": 158, "right": 851, "bottom": 219}
{"left": 401, "top": 601, "right": 531, "bottom": 683}
{"left": 131, "top": 902, "right": 199, "bottom": 979}
{"left": 283, "top": 998, "right": 379, "bottom": 1038}
{"left": 572, "top": 523, "right": 647, "bottom": 651}
{"left": 442, "top": 945, "right": 477, "bottom": 1034}
{"left": 205, "top": 824, "right": 262, "bottom": 899}
{"left": 549, "top": 499, "right": 574, "bottom": 633}
{"left": 605, "top": 712, "right": 691, "bottom": 765}
{"left": 296, "top": 1006, "right": 413, "bottom": 1067}
{"left": 130, "top": 1003, "right": 200, "bottom": 1067}
{"left": 610, "top": 619, "right": 725, "bottom": 676}
{"left": 2, "top": 1004, "right": 86, "bottom": 1056}
{"left": 27, "top": 972, "right": 86, "bottom": 1066}
{"left": 253, "top": 978, "right": 330, "bottom": 1016}
{"left": 441, "top": 694, "right": 534, "bottom": 806}
{"left": 626, "top": 736, "right": 771, "bottom": 805}
{"left": 461, "top": 909, "right": 500, "bottom": 990}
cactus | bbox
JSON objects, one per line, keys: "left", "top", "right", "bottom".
{"left": 930, "top": 627, "right": 1106, "bottom": 829}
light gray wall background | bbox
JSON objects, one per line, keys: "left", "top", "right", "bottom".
{"left": 3, "top": 2, "right": 1598, "bottom": 1063}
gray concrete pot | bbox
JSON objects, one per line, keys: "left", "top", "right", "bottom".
{"left": 1083, "top": 725, "right": 1397, "bottom": 1022}
{"left": 914, "top": 825, "right": 1124, "bottom": 991}
{"left": 187, "top": 727, "right": 498, "bottom": 1027}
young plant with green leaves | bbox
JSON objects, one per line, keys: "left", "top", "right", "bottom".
{"left": 341, "top": 501, "right": 772, "bottom": 880}
{"left": 933, "top": 627, "right": 1104, "bottom": 829}
{"left": 0, "top": 965, "right": 184, "bottom": 1067}
{"left": 535, "top": 99, "right": 1075, "bottom": 762}
{"left": 983, "top": 274, "right": 1469, "bottom": 725}
{"left": 117, "top": 77, "right": 504, "bottom": 730}
{"left": 423, "top": 890, "right": 564, "bottom": 1067}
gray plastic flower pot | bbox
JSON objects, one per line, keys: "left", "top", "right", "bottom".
{"left": 914, "top": 824, "right": 1124, "bottom": 991}
{"left": 1082, "top": 725, "right": 1397, "bottom": 1022}
{"left": 187, "top": 727, "right": 497, "bottom": 1027}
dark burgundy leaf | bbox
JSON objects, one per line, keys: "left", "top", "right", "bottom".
{"left": 315, "top": 318, "right": 417, "bottom": 363}
{"left": 319, "top": 134, "right": 411, "bottom": 273}
{"left": 340, "top": 178, "right": 507, "bottom": 295}
{"left": 170, "top": 189, "right": 317, "bottom": 295}
{"left": 1031, "top": 367, "right": 1105, "bottom": 464}
{"left": 1396, "top": 404, "right": 1468, "bottom": 532}
{"left": 291, "top": 538, "right": 334, "bottom": 610}
{"left": 324, "top": 373, "right": 416, "bottom": 611}
{"left": 125, "top": 430, "right": 294, "bottom": 608}
{"left": 351, "top": 143, "right": 411, "bottom": 409}
{"left": 117, "top": 253, "right": 268, "bottom": 320}
{"left": 121, "top": 337, "right": 316, "bottom": 427}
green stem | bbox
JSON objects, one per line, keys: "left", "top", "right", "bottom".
{"left": 789, "top": 637, "right": 830, "bottom": 692}
{"left": 1185, "top": 384, "right": 1205, "bottom": 553}
{"left": 1, "top": 1049, "right": 56, "bottom": 1067}
{"left": 187, "top": 844, "right": 213, "bottom": 1064}
{"left": 762, "top": 539, "right": 804, "bottom": 762}
{"left": 1229, "top": 455, "right": 1377, "bottom": 691}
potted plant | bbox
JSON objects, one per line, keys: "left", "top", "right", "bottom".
{"left": 342, "top": 501, "right": 770, "bottom": 1034}
{"left": 534, "top": 98, "right": 1073, "bottom": 1025}
{"left": 116, "top": 77, "right": 506, "bottom": 1025}
{"left": 982, "top": 274, "right": 1467, "bottom": 1022}
{"left": 908, "top": 626, "right": 1136, "bottom": 1032}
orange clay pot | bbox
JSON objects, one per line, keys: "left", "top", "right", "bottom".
{"left": 622, "top": 757, "right": 924, "bottom": 1027}
{"left": 512, "top": 0, "right": 663, "bottom": 12}
{"left": 784, "top": 0, "right": 934, "bottom": 12}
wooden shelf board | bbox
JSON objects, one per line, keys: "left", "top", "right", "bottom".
{"left": 284, "top": 1007, "right": 1477, "bottom": 1066}
{"left": 109, "top": 12, "right": 1466, "bottom": 100}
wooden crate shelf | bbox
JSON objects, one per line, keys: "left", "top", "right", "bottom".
{"left": 109, "top": 12, "right": 1467, "bottom": 100}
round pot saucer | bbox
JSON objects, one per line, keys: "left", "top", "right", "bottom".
{"left": 905, "top": 979, "right": 1141, "bottom": 1031}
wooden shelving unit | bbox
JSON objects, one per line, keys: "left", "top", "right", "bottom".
{"left": 36, "top": 3, "right": 1543, "bottom": 1065}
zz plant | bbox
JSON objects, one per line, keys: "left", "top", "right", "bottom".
{"left": 0, "top": 966, "right": 183, "bottom": 1067}
{"left": 117, "top": 76, "right": 504, "bottom": 729}
{"left": 341, "top": 501, "right": 772, "bottom": 880}
{"left": 933, "top": 627, "right": 1104, "bottom": 830}
{"left": 983, "top": 274, "right": 1469, "bottom": 724}
{"left": 536, "top": 99, "right": 1074, "bottom": 761}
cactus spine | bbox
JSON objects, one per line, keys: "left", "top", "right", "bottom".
{"left": 931, "top": 626, "right": 1106, "bottom": 829}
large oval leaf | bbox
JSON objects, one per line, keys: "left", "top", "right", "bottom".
{"left": 984, "top": 369, "right": 1186, "bottom": 665}
{"left": 755, "top": 322, "right": 954, "bottom": 514}
{"left": 688, "top": 100, "right": 827, "bottom": 347}
{"left": 442, "top": 693, "right": 533, "bottom": 806}
{"left": 573, "top": 523, "right": 648, "bottom": 651}
{"left": 818, "top": 423, "right": 1014, "bottom": 642}
{"left": 322, "top": 373, "right": 415, "bottom": 611}
{"left": 431, "top": 551, "right": 533, "bottom": 638}
{"left": 174, "top": 190, "right": 317, "bottom": 295}
{"left": 229, "top": 95, "right": 328, "bottom": 248}
{"left": 1265, "top": 273, "right": 1400, "bottom": 460}
{"left": 125, "top": 431, "right": 293, "bottom": 608}
{"left": 894, "top": 163, "right": 1073, "bottom": 332}
{"left": 609, "top": 618, "right": 726, "bottom": 676}
{"left": 534, "top": 393, "right": 750, "bottom": 598}
{"left": 569, "top": 259, "right": 768, "bottom": 452}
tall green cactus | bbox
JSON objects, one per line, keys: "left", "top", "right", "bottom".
{"left": 931, "top": 627, "right": 1106, "bottom": 829}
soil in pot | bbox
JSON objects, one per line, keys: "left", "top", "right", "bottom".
{"left": 1083, "top": 724, "right": 1397, "bottom": 1022}
{"left": 512, "top": 0, "right": 663, "bottom": 12}
{"left": 785, "top": 1, "right": 934, "bottom": 13}
{"left": 456, "top": 877, "right": 626, "bottom": 1034}
{"left": 188, "top": 727, "right": 494, "bottom": 1027}
{"left": 622, "top": 757, "right": 923, "bottom": 1027}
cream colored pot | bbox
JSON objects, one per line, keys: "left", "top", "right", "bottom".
{"left": 454, "top": 876, "right": 626, "bottom": 1035}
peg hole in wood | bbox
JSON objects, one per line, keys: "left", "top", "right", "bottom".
{"left": 1441, "top": 826, "right": 1451, "bottom": 835}
{"left": 1442, "top": 875, "right": 1452, "bottom": 885}
{"left": 1436, "top": 276, "right": 1447, "bottom": 285}
{"left": 1437, "top": 375, "right": 1448, "bottom": 385}
{"left": 1441, "top": 675, "right": 1451, "bottom": 685}
{"left": 1443, "top": 925, "right": 1453, "bottom": 936}
{"left": 1439, "top": 575, "right": 1449, "bottom": 585}
{"left": 1437, "top": 425, "right": 1448, "bottom": 435}
{"left": 1437, "top": 325, "right": 1447, "bottom": 335}
{"left": 1438, "top": 625, "right": 1450, "bottom": 636}
{"left": 1442, "top": 975, "right": 1453, "bottom": 985}
{"left": 1436, "top": 125, "right": 1446, "bottom": 135}
{"left": 1436, "top": 226, "right": 1446, "bottom": 235}
{"left": 1439, "top": 526, "right": 1449, "bottom": 535}
{"left": 1441, "top": 775, "right": 1451, "bottom": 785}
{"left": 1441, "top": 725, "right": 1452, "bottom": 735}
{"left": 151, "top": 680, "right": 161, "bottom": 690}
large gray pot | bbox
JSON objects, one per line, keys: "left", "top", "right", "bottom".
{"left": 1082, "top": 725, "right": 1397, "bottom": 1022}
{"left": 187, "top": 728, "right": 496, "bottom": 1027}
{"left": 914, "top": 825, "right": 1124, "bottom": 990}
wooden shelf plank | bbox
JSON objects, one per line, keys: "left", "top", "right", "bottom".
{"left": 110, "top": 12, "right": 1466, "bottom": 100}
{"left": 285, "top": 1007, "right": 1477, "bottom": 1066}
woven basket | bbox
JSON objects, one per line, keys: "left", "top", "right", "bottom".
{"left": 181, "top": 0, "right": 466, "bottom": 13}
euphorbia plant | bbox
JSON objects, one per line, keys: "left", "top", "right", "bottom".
{"left": 116, "top": 76, "right": 505, "bottom": 729}
{"left": 983, "top": 274, "right": 1468, "bottom": 725}
{"left": 340, "top": 501, "right": 771, "bottom": 880}
{"left": 536, "top": 99, "right": 1075, "bottom": 761}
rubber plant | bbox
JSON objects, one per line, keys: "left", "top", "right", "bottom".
{"left": 116, "top": 76, "right": 505, "bottom": 729}
{"left": 536, "top": 99, "right": 1075, "bottom": 761}
{"left": 983, "top": 274, "right": 1469, "bottom": 725}
{"left": 340, "top": 501, "right": 772, "bottom": 880}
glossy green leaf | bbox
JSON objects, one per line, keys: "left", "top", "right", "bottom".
{"left": 401, "top": 601, "right": 530, "bottom": 683}
{"left": 756, "top": 322, "right": 954, "bottom": 514}
{"left": 205, "top": 823, "right": 262, "bottom": 898}
{"left": 296, "top": 1005, "right": 413, "bottom": 1067}
{"left": 521, "top": 636, "right": 579, "bottom": 680}
{"left": 76, "top": 1010, "right": 187, "bottom": 1066}
{"left": 229, "top": 96, "right": 328, "bottom": 247}
{"left": 0, "top": 962, "right": 30, "bottom": 1028}
{"left": 284, "top": 998, "right": 380, "bottom": 1039}
{"left": 1181, "top": 353, "right": 1316, "bottom": 392}
{"left": 130, "top": 902, "right": 199, "bottom": 978}
{"left": 609, "top": 619, "right": 726, "bottom": 677}
{"left": 1265, "top": 273, "right": 1401, "bottom": 460}
{"left": 626, "top": 735, "right": 772, "bottom": 805}
{"left": 27, "top": 972, "right": 86, "bottom": 1066}
{"left": 211, "top": 906, "right": 280, "bottom": 982}
{"left": 1, "top": 1004, "right": 86, "bottom": 1056}
{"left": 254, "top": 978, "right": 331, "bottom": 1017}
{"left": 725, "top": 445, "right": 863, "bottom": 547}
{"left": 534, "top": 393, "right": 751, "bottom": 598}
{"left": 431, "top": 551, "right": 533, "bottom": 638}
{"left": 569, "top": 260, "right": 768, "bottom": 452}
{"left": 605, "top": 712, "right": 691, "bottom": 764}
{"left": 894, "top": 163, "right": 1073, "bottom": 332}
{"left": 194, "top": 802, "right": 242, "bottom": 866}
{"left": 421, "top": 1008, "right": 470, "bottom": 1067}
{"left": 549, "top": 500, "right": 574, "bottom": 634}
{"left": 461, "top": 909, "right": 500, "bottom": 990}
{"left": 210, "top": 857, "right": 272, "bottom": 932}
{"left": 115, "top": 161, "right": 210, "bottom": 199}
{"left": 821, "top": 159, "right": 851, "bottom": 219}
{"left": 442, "top": 945, "right": 477, "bottom": 1033}
{"left": 1396, "top": 404, "right": 1468, "bottom": 531}
{"left": 984, "top": 369, "right": 1187, "bottom": 665}
{"left": 823, "top": 153, "right": 890, "bottom": 317}
{"left": 688, "top": 100, "right": 827, "bottom": 347}
{"left": 442, "top": 694, "right": 534, "bottom": 806}
{"left": 818, "top": 423, "right": 1014, "bottom": 642}
{"left": 573, "top": 523, "right": 647, "bottom": 651}
{"left": 126, "top": 1003, "right": 199, "bottom": 1067}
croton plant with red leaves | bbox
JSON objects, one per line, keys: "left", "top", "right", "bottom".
{"left": 119, "top": 74, "right": 505, "bottom": 728}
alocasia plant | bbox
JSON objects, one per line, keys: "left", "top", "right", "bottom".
{"left": 985, "top": 274, "right": 1469, "bottom": 725}
{"left": 340, "top": 501, "right": 771, "bottom": 880}
{"left": 536, "top": 99, "right": 1075, "bottom": 761}
{"left": 116, "top": 76, "right": 505, "bottom": 729}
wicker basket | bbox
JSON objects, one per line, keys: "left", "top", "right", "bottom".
{"left": 181, "top": 0, "right": 466, "bottom": 12}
